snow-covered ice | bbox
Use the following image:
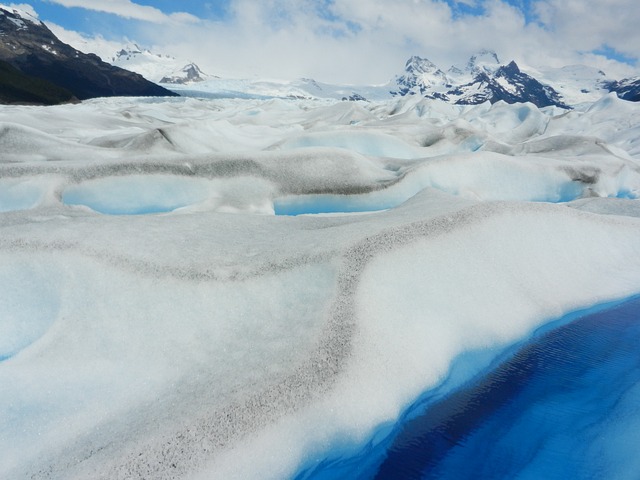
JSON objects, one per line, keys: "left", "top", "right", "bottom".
{"left": 1, "top": 94, "right": 640, "bottom": 479}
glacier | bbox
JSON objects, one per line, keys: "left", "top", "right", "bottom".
{"left": 1, "top": 93, "right": 640, "bottom": 479}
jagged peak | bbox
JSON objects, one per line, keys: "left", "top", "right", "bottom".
{"left": 159, "top": 62, "right": 209, "bottom": 84}
{"left": 393, "top": 52, "right": 569, "bottom": 109}
{"left": 497, "top": 60, "right": 521, "bottom": 75}
{"left": 391, "top": 55, "right": 451, "bottom": 97}
{"left": 404, "top": 55, "right": 439, "bottom": 75}
{"left": 181, "top": 63, "right": 204, "bottom": 76}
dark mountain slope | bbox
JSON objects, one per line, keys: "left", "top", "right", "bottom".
{"left": 450, "top": 61, "right": 570, "bottom": 108}
{"left": 0, "top": 6, "right": 177, "bottom": 102}
{"left": 604, "top": 77, "right": 640, "bottom": 102}
{"left": 0, "top": 59, "right": 75, "bottom": 104}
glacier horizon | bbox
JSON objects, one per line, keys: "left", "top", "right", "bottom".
{"left": 45, "top": 18, "right": 640, "bottom": 108}
{"left": 3, "top": 2, "right": 639, "bottom": 108}
{"left": 151, "top": 50, "right": 640, "bottom": 108}
{"left": 1, "top": 93, "right": 640, "bottom": 479}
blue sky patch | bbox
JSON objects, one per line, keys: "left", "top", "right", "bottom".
{"left": 593, "top": 45, "right": 637, "bottom": 66}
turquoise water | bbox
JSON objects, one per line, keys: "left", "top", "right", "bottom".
{"left": 296, "top": 295, "right": 640, "bottom": 479}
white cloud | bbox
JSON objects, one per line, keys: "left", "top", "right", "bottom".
{"left": 42, "top": 0, "right": 640, "bottom": 83}
{"left": 46, "top": 0, "right": 199, "bottom": 24}
{"left": 1, "top": 3, "right": 39, "bottom": 18}
{"left": 48, "top": 22, "right": 130, "bottom": 61}
{"left": 533, "top": 0, "right": 640, "bottom": 59}
{"left": 144, "top": 0, "right": 582, "bottom": 82}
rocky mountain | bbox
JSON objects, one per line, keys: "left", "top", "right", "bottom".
{"left": 109, "top": 44, "right": 212, "bottom": 85}
{"left": 390, "top": 51, "right": 569, "bottom": 108}
{"left": 448, "top": 61, "right": 569, "bottom": 108}
{"left": 390, "top": 51, "right": 640, "bottom": 107}
{"left": 160, "top": 47, "right": 638, "bottom": 107}
{"left": 392, "top": 56, "right": 450, "bottom": 96}
{"left": 160, "top": 63, "right": 207, "bottom": 84}
{"left": 604, "top": 77, "right": 640, "bottom": 102}
{"left": 0, "top": 6, "right": 177, "bottom": 103}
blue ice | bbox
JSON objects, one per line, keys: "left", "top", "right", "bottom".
{"left": 295, "top": 296, "right": 640, "bottom": 479}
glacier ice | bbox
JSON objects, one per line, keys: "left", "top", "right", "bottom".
{"left": 0, "top": 94, "right": 640, "bottom": 479}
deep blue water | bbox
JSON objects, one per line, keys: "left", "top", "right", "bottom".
{"left": 296, "top": 295, "right": 640, "bottom": 479}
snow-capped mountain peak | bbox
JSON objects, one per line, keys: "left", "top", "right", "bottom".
{"left": 108, "top": 44, "right": 211, "bottom": 85}
{"left": 160, "top": 63, "right": 209, "bottom": 84}
{"left": 115, "top": 44, "right": 146, "bottom": 60}
{"left": 392, "top": 55, "right": 450, "bottom": 96}
{"left": 442, "top": 50, "right": 501, "bottom": 84}
{"left": 389, "top": 54, "right": 569, "bottom": 108}
{"left": 404, "top": 55, "right": 440, "bottom": 76}
{"left": 448, "top": 59, "right": 568, "bottom": 108}
{"left": 158, "top": 49, "right": 637, "bottom": 108}
{"left": 113, "top": 43, "right": 176, "bottom": 63}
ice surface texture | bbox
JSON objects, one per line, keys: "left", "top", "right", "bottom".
{"left": 1, "top": 94, "right": 640, "bottom": 479}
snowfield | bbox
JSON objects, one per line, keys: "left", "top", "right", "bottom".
{"left": 1, "top": 94, "right": 640, "bottom": 479}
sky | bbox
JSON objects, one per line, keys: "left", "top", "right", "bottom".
{"left": 3, "top": 0, "right": 640, "bottom": 83}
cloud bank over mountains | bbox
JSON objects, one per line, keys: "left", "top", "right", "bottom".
{"left": 15, "top": 0, "right": 640, "bottom": 84}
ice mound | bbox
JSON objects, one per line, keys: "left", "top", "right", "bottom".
{"left": 0, "top": 122, "right": 112, "bottom": 162}
{"left": 1, "top": 95, "right": 640, "bottom": 479}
